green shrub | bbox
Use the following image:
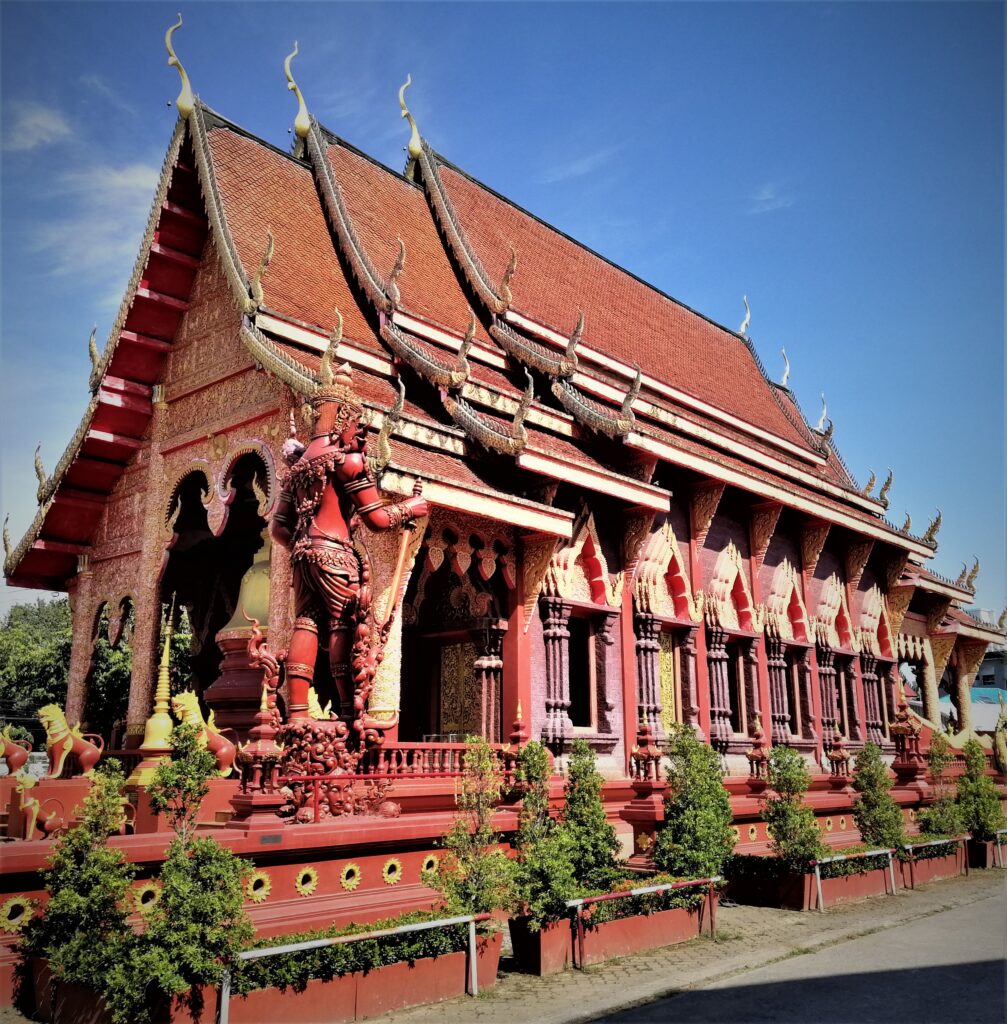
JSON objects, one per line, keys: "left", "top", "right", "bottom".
{"left": 514, "top": 740, "right": 553, "bottom": 851}
{"left": 762, "top": 746, "right": 825, "bottom": 870}
{"left": 22, "top": 762, "right": 136, "bottom": 1001}
{"left": 956, "top": 738, "right": 1006, "bottom": 842}
{"left": 560, "top": 739, "right": 621, "bottom": 890}
{"left": 513, "top": 826, "right": 581, "bottom": 930}
{"left": 653, "top": 724, "right": 735, "bottom": 878}
{"left": 425, "top": 736, "right": 515, "bottom": 916}
{"left": 917, "top": 731, "right": 964, "bottom": 838}
{"left": 851, "top": 743, "right": 906, "bottom": 849}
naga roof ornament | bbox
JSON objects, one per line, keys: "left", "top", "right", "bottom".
{"left": 87, "top": 326, "right": 101, "bottom": 393}
{"left": 966, "top": 557, "right": 980, "bottom": 590}
{"left": 368, "top": 377, "right": 406, "bottom": 479}
{"left": 954, "top": 562, "right": 968, "bottom": 587}
{"left": 398, "top": 75, "right": 423, "bottom": 168}
{"left": 861, "top": 470, "right": 876, "bottom": 497}
{"left": 921, "top": 508, "right": 942, "bottom": 548}
{"left": 899, "top": 511, "right": 912, "bottom": 534}
{"left": 165, "top": 14, "right": 195, "bottom": 119}
{"left": 815, "top": 393, "right": 828, "bottom": 432}
{"left": 441, "top": 368, "right": 533, "bottom": 456}
{"left": 878, "top": 470, "right": 893, "bottom": 508}
{"left": 387, "top": 239, "right": 406, "bottom": 308}
{"left": 318, "top": 308, "right": 343, "bottom": 390}
{"left": 380, "top": 317, "right": 469, "bottom": 388}
{"left": 498, "top": 247, "right": 518, "bottom": 310}
{"left": 33, "top": 446, "right": 47, "bottom": 504}
{"left": 2, "top": 515, "right": 10, "bottom": 563}
{"left": 780, "top": 347, "right": 790, "bottom": 388}
{"left": 284, "top": 42, "right": 311, "bottom": 143}
{"left": 250, "top": 229, "right": 274, "bottom": 308}
{"left": 738, "top": 295, "right": 751, "bottom": 336}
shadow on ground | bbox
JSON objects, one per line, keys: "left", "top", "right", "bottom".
{"left": 595, "top": 959, "right": 1005, "bottom": 1023}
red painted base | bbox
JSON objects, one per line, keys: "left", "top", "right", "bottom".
{"left": 26, "top": 933, "right": 502, "bottom": 1024}
{"left": 898, "top": 847, "right": 965, "bottom": 889}
{"left": 967, "top": 839, "right": 997, "bottom": 870}
{"left": 729, "top": 866, "right": 893, "bottom": 911}
{"left": 508, "top": 916, "right": 573, "bottom": 976}
{"left": 578, "top": 904, "right": 707, "bottom": 966}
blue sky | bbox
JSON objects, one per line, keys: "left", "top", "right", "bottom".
{"left": 1, "top": 2, "right": 1003, "bottom": 617}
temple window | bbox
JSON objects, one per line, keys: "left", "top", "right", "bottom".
{"left": 725, "top": 640, "right": 746, "bottom": 734}
{"left": 567, "top": 613, "right": 596, "bottom": 730}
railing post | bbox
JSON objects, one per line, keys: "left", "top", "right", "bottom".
{"left": 218, "top": 967, "right": 231, "bottom": 1024}
{"left": 887, "top": 850, "right": 896, "bottom": 895}
{"left": 963, "top": 835, "right": 970, "bottom": 876}
{"left": 814, "top": 862, "right": 824, "bottom": 912}
{"left": 708, "top": 881, "right": 716, "bottom": 937}
{"left": 467, "top": 917, "right": 478, "bottom": 996}
{"left": 576, "top": 905, "right": 585, "bottom": 969}
{"left": 907, "top": 847, "right": 915, "bottom": 890}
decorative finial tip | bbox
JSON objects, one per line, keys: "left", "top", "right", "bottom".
{"left": 284, "top": 41, "right": 310, "bottom": 139}
{"left": 165, "top": 13, "right": 195, "bottom": 119}
{"left": 398, "top": 74, "right": 423, "bottom": 161}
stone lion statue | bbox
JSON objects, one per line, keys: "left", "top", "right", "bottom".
{"left": 170, "top": 691, "right": 236, "bottom": 777}
{"left": 38, "top": 704, "right": 102, "bottom": 778}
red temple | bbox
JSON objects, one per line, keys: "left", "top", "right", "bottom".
{"left": 2, "top": 32, "right": 1004, "bottom": 1009}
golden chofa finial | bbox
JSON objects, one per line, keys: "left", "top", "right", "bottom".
{"left": 165, "top": 14, "right": 195, "bottom": 119}
{"left": 284, "top": 42, "right": 310, "bottom": 140}
{"left": 398, "top": 74, "right": 423, "bottom": 162}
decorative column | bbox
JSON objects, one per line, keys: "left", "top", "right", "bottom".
{"left": 795, "top": 647, "right": 818, "bottom": 742}
{"left": 540, "top": 596, "right": 573, "bottom": 748}
{"left": 706, "top": 626, "right": 732, "bottom": 748}
{"left": 65, "top": 556, "right": 95, "bottom": 725}
{"left": 817, "top": 645, "right": 840, "bottom": 742}
{"left": 743, "top": 638, "right": 762, "bottom": 734}
{"left": 634, "top": 613, "right": 661, "bottom": 735}
{"left": 474, "top": 619, "right": 506, "bottom": 743}
{"left": 953, "top": 658, "right": 974, "bottom": 735}
{"left": 680, "top": 626, "right": 703, "bottom": 737}
{"left": 766, "top": 636, "right": 791, "bottom": 744}
{"left": 861, "top": 654, "right": 884, "bottom": 745}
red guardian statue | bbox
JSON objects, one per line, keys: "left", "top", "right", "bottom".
{"left": 271, "top": 341, "right": 427, "bottom": 726}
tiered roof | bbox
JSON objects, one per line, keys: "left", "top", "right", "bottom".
{"left": 6, "top": 88, "right": 966, "bottom": 596}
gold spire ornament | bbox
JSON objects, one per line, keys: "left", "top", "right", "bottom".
{"left": 966, "top": 557, "right": 980, "bottom": 590}
{"left": 250, "top": 229, "right": 274, "bottom": 307}
{"left": 861, "top": 470, "right": 876, "bottom": 497}
{"left": 922, "top": 508, "right": 942, "bottom": 547}
{"left": 738, "top": 295, "right": 751, "bottom": 336}
{"left": 900, "top": 512, "right": 912, "bottom": 534}
{"left": 398, "top": 74, "right": 423, "bottom": 161}
{"left": 165, "top": 14, "right": 195, "bottom": 119}
{"left": 2, "top": 514, "right": 11, "bottom": 563}
{"left": 127, "top": 599, "right": 177, "bottom": 786}
{"left": 284, "top": 42, "right": 310, "bottom": 140}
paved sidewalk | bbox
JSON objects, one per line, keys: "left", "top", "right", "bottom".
{"left": 382, "top": 870, "right": 1005, "bottom": 1024}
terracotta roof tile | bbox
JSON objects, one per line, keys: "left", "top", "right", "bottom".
{"left": 434, "top": 160, "right": 814, "bottom": 451}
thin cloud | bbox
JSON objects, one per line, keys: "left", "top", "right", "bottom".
{"left": 79, "top": 74, "right": 138, "bottom": 119}
{"left": 540, "top": 144, "right": 623, "bottom": 185}
{"left": 32, "top": 162, "right": 160, "bottom": 295}
{"left": 748, "top": 182, "right": 795, "bottom": 215}
{"left": 3, "top": 101, "right": 73, "bottom": 152}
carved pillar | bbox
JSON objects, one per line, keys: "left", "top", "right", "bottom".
{"left": 65, "top": 558, "right": 96, "bottom": 725}
{"left": 594, "top": 610, "right": 619, "bottom": 736}
{"left": 680, "top": 626, "right": 702, "bottom": 737}
{"left": 766, "top": 636, "right": 791, "bottom": 744}
{"left": 817, "top": 644, "right": 839, "bottom": 742}
{"left": 861, "top": 654, "right": 884, "bottom": 745}
{"left": 706, "top": 626, "right": 732, "bottom": 749}
{"left": 540, "top": 596, "right": 573, "bottom": 748}
{"left": 474, "top": 619, "right": 506, "bottom": 743}
{"left": 953, "top": 659, "right": 974, "bottom": 735}
{"left": 795, "top": 647, "right": 818, "bottom": 742}
{"left": 743, "top": 638, "right": 761, "bottom": 735}
{"left": 920, "top": 641, "right": 942, "bottom": 725}
{"left": 634, "top": 613, "right": 661, "bottom": 734}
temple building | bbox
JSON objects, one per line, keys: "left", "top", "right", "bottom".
{"left": 2, "top": 28, "right": 1004, "bottom": 962}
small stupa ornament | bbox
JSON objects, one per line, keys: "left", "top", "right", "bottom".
{"left": 127, "top": 598, "right": 178, "bottom": 786}
{"left": 165, "top": 14, "right": 195, "bottom": 119}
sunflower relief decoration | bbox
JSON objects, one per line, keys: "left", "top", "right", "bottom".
{"left": 295, "top": 866, "right": 319, "bottom": 897}
{"left": 382, "top": 858, "right": 403, "bottom": 886}
{"left": 246, "top": 869, "right": 272, "bottom": 903}
{"left": 1, "top": 895, "right": 33, "bottom": 932}
{"left": 340, "top": 862, "right": 362, "bottom": 892}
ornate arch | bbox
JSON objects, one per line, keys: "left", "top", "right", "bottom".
{"left": 634, "top": 520, "right": 701, "bottom": 622}
{"left": 543, "top": 510, "right": 615, "bottom": 606}
{"left": 163, "top": 461, "right": 219, "bottom": 538}
{"left": 763, "top": 558, "right": 809, "bottom": 642}
{"left": 857, "top": 584, "right": 893, "bottom": 658}
{"left": 704, "top": 541, "right": 756, "bottom": 631}
{"left": 217, "top": 442, "right": 277, "bottom": 520}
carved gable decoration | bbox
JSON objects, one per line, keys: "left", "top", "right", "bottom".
{"left": 763, "top": 558, "right": 809, "bottom": 642}
{"left": 812, "top": 573, "right": 858, "bottom": 651}
{"left": 886, "top": 585, "right": 914, "bottom": 638}
{"left": 704, "top": 541, "right": 756, "bottom": 631}
{"left": 856, "top": 584, "right": 893, "bottom": 659}
{"left": 929, "top": 634, "right": 956, "bottom": 683}
{"left": 544, "top": 510, "right": 616, "bottom": 606}
{"left": 898, "top": 632, "right": 925, "bottom": 662}
{"left": 635, "top": 520, "right": 702, "bottom": 622}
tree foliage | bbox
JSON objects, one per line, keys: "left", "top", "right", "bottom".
{"left": 762, "top": 746, "right": 825, "bottom": 869}
{"left": 956, "top": 738, "right": 1006, "bottom": 842}
{"left": 426, "top": 736, "right": 515, "bottom": 916}
{"left": 653, "top": 724, "right": 735, "bottom": 878}
{"left": 560, "top": 739, "right": 621, "bottom": 890}
{"left": 851, "top": 743, "right": 906, "bottom": 849}
{"left": 918, "top": 732, "right": 964, "bottom": 838}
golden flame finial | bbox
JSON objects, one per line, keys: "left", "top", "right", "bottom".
{"left": 398, "top": 74, "right": 423, "bottom": 161}
{"left": 165, "top": 14, "right": 195, "bottom": 119}
{"left": 284, "top": 42, "right": 310, "bottom": 140}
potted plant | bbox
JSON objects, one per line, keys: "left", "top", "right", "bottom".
{"left": 957, "top": 738, "right": 1006, "bottom": 868}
